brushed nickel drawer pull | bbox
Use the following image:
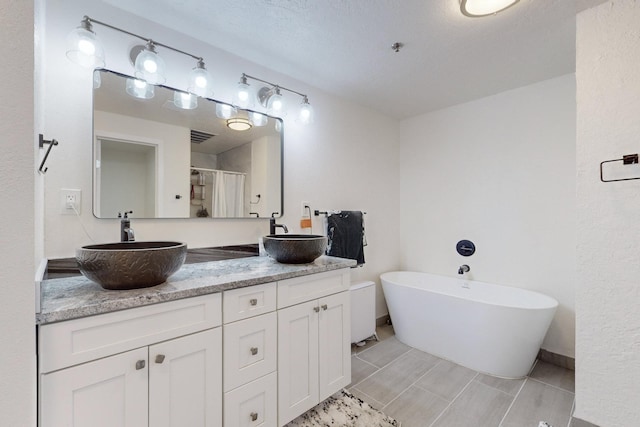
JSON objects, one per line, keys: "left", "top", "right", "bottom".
{"left": 135, "top": 360, "right": 146, "bottom": 370}
{"left": 249, "top": 298, "right": 258, "bottom": 306}
{"left": 313, "top": 306, "right": 320, "bottom": 313}
{"left": 321, "top": 304, "right": 328, "bottom": 311}
{"left": 250, "top": 412, "right": 258, "bottom": 421}
{"left": 250, "top": 347, "right": 258, "bottom": 356}
{"left": 155, "top": 354, "right": 166, "bottom": 364}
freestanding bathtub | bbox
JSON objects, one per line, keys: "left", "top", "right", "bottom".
{"left": 380, "top": 271, "right": 558, "bottom": 378}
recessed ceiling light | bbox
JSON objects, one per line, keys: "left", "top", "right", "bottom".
{"left": 460, "top": 0, "right": 520, "bottom": 17}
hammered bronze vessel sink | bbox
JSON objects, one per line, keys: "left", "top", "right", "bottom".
{"left": 76, "top": 241, "right": 187, "bottom": 290}
{"left": 263, "top": 234, "right": 327, "bottom": 264}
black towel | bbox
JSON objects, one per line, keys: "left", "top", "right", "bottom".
{"left": 326, "top": 211, "right": 365, "bottom": 266}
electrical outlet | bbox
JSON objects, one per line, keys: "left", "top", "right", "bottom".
{"left": 301, "top": 201, "right": 311, "bottom": 217}
{"left": 60, "top": 189, "right": 81, "bottom": 215}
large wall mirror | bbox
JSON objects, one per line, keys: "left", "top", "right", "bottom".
{"left": 92, "top": 69, "right": 283, "bottom": 219}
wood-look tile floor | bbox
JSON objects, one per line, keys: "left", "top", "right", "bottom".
{"left": 348, "top": 325, "right": 598, "bottom": 427}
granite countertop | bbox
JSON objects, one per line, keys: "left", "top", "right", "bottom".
{"left": 38, "top": 255, "right": 356, "bottom": 325}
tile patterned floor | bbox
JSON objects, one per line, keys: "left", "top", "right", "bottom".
{"left": 347, "top": 326, "right": 598, "bottom": 427}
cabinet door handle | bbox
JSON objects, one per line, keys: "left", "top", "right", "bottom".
{"left": 321, "top": 304, "right": 328, "bottom": 311}
{"left": 135, "top": 360, "right": 146, "bottom": 370}
{"left": 155, "top": 354, "right": 166, "bottom": 364}
{"left": 250, "top": 347, "right": 258, "bottom": 356}
{"left": 313, "top": 306, "right": 320, "bottom": 313}
{"left": 249, "top": 298, "right": 258, "bottom": 306}
{"left": 250, "top": 412, "right": 258, "bottom": 422}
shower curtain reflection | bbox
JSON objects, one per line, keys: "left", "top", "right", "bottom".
{"left": 213, "top": 171, "right": 246, "bottom": 217}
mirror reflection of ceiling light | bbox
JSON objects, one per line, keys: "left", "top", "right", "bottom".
{"left": 227, "top": 117, "right": 252, "bottom": 131}
{"left": 215, "top": 103, "right": 238, "bottom": 119}
{"left": 249, "top": 112, "right": 268, "bottom": 127}
{"left": 459, "top": 0, "right": 520, "bottom": 17}
{"left": 125, "top": 78, "right": 154, "bottom": 99}
{"left": 173, "top": 91, "right": 197, "bottom": 109}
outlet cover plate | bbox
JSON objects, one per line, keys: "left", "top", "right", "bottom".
{"left": 60, "top": 189, "right": 81, "bottom": 215}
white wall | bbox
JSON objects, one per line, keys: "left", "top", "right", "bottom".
{"left": 0, "top": 0, "right": 36, "bottom": 425}
{"left": 399, "top": 75, "right": 577, "bottom": 357}
{"left": 576, "top": 1, "right": 640, "bottom": 425}
{"left": 41, "top": 0, "right": 400, "bottom": 318}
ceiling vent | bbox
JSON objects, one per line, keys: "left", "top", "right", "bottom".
{"left": 191, "top": 130, "right": 216, "bottom": 144}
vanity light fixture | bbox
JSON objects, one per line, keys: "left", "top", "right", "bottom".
{"left": 227, "top": 117, "right": 252, "bottom": 131}
{"left": 233, "top": 75, "right": 252, "bottom": 108}
{"left": 66, "top": 16, "right": 213, "bottom": 96}
{"left": 459, "top": 0, "right": 520, "bottom": 17}
{"left": 66, "top": 16, "right": 105, "bottom": 68}
{"left": 236, "top": 73, "right": 314, "bottom": 124}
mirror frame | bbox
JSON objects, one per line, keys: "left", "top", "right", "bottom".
{"left": 92, "top": 69, "right": 284, "bottom": 220}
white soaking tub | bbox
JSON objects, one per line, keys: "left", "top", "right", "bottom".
{"left": 380, "top": 271, "right": 558, "bottom": 378}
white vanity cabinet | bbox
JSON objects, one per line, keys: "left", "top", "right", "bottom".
{"left": 277, "top": 270, "right": 352, "bottom": 426}
{"left": 38, "top": 293, "right": 223, "bottom": 427}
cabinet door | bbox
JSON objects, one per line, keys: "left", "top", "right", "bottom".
{"left": 149, "top": 328, "right": 222, "bottom": 427}
{"left": 278, "top": 299, "right": 319, "bottom": 426}
{"left": 319, "top": 291, "right": 351, "bottom": 401}
{"left": 40, "top": 347, "right": 148, "bottom": 427}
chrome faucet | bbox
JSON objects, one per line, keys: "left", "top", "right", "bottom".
{"left": 118, "top": 211, "right": 135, "bottom": 242}
{"left": 458, "top": 264, "right": 470, "bottom": 275}
{"left": 269, "top": 212, "right": 289, "bottom": 235}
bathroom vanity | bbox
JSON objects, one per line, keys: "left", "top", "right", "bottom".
{"left": 36, "top": 255, "right": 355, "bottom": 427}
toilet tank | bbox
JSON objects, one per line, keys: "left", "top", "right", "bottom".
{"left": 350, "top": 281, "right": 376, "bottom": 344}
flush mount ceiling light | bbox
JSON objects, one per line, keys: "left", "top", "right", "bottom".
{"left": 227, "top": 117, "right": 252, "bottom": 131}
{"left": 236, "top": 73, "right": 314, "bottom": 124}
{"left": 459, "top": 0, "right": 520, "bottom": 17}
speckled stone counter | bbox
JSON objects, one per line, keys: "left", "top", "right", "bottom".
{"left": 38, "top": 255, "right": 356, "bottom": 325}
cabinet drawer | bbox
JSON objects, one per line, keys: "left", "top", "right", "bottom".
{"left": 224, "top": 371, "right": 277, "bottom": 427}
{"left": 223, "top": 312, "right": 277, "bottom": 392}
{"left": 223, "top": 282, "right": 276, "bottom": 323}
{"left": 277, "top": 269, "right": 350, "bottom": 309}
{"left": 40, "top": 293, "right": 222, "bottom": 373}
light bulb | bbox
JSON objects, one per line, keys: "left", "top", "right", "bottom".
{"left": 267, "top": 88, "right": 286, "bottom": 117}
{"left": 233, "top": 76, "right": 252, "bottom": 108}
{"left": 188, "top": 60, "right": 213, "bottom": 98}
{"left": 298, "top": 97, "right": 314, "bottom": 125}
{"left": 134, "top": 42, "right": 166, "bottom": 85}
{"left": 66, "top": 18, "right": 105, "bottom": 69}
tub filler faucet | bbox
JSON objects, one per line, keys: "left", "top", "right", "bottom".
{"left": 458, "top": 264, "right": 470, "bottom": 275}
{"left": 119, "top": 210, "right": 135, "bottom": 242}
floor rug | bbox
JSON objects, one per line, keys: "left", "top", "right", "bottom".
{"left": 285, "top": 389, "right": 401, "bottom": 427}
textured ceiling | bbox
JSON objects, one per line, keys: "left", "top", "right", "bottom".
{"left": 102, "top": 0, "right": 608, "bottom": 119}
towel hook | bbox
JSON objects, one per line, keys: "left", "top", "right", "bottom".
{"left": 38, "top": 134, "right": 59, "bottom": 174}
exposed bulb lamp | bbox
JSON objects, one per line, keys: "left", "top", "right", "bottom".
{"left": 134, "top": 41, "right": 166, "bottom": 85}
{"left": 66, "top": 16, "right": 105, "bottom": 68}
{"left": 459, "top": 0, "right": 520, "bottom": 17}
{"left": 233, "top": 74, "right": 252, "bottom": 108}
{"left": 188, "top": 59, "right": 213, "bottom": 98}
{"left": 241, "top": 73, "right": 313, "bottom": 124}
{"left": 227, "top": 118, "right": 252, "bottom": 131}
